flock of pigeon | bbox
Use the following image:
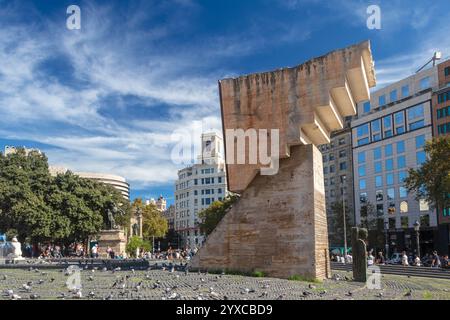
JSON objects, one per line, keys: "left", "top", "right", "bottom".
{"left": 0, "top": 263, "right": 438, "bottom": 300}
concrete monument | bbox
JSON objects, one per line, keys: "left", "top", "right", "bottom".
{"left": 190, "top": 41, "right": 376, "bottom": 279}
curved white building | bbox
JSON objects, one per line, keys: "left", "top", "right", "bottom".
{"left": 75, "top": 172, "right": 130, "bottom": 200}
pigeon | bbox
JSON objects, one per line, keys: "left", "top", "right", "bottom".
{"left": 59, "top": 293, "right": 66, "bottom": 299}
{"left": 88, "top": 276, "right": 94, "bottom": 281}
{"left": 11, "top": 294, "right": 21, "bottom": 300}
{"left": 277, "top": 294, "right": 284, "bottom": 300}
{"left": 4, "top": 289, "right": 14, "bottom": 297}
{"left": 102, "top": 267, "right": 108, "bottom": 272}
{"left": 152, "top": 283, "right": 159, "bottom": 289}
{"left": 74, "top": 290, "right": 83, "bottom": 299}
{"left": 262, "top": 284, "right": 270, "bottom": 289}
{"left": 131, "top": 268, "right": 135, "bottom": 274}
{"left": 210, "top": 291, "right": 219, "bottom": 298}
{"left": 175, "top": 274, "right": 180, "bottom": 279}
{"left": 91, "top": 269, "right": 96, "bottom": 273}
{"left": 88, "top": 291, "right": 95, "bottom": 298}
{"left": 405, "top": 290, "right": 412, "bottom": 297}
{"left": 303, "top": 291, "right": 312, "bottom": 296}
{"left": 105, "top": 293, "right": 114, "bottom": 300}
{"left": 165, "top": 287, "right": 172, "bottom": 293}
{"left": 50, "top": 278, "right": 55, "bottom": 283}
{"left": 38, "top": 279, "right": 44, "bottom": 285}
{"left": 259, "top": 291, "right": 268, "bottom": 297}
{"left": 145, "top": 274, "right": 151, "bottom": 280}
{"left": 22, "top": 284, "right": 32, "bottom": 292}
{"left": 29, "top": 294, "right": 40, "bottom": 300}
{"left": 168, "top": 292, "right": 178, "bottom": 299}
{"left": 319, "top": 290, "right": 327, "bottom": 295}
{"left": 308, "top": 284, "right": 316, "bottom": 289}
{"left": 345, "top": 291, "right": 353, "bottom": 297}
{"left": 1, "top": 275, "right": 7, "bottom": 281}
{"left": 377, "top": 292, "right": 383, "bottom": 298}
{"left": 200, "top": 278, "right": 206, "bottom": 283}
{"left": 41, "top": 272, "right": 47, "bottom": 276}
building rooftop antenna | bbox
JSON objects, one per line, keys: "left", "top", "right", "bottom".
{"left": 416, "top": 51, "right": 442, "bottom": 73}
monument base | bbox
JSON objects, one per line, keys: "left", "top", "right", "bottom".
{"left": 190, "top": 144, "right": 331, "bottom": 280}
{"left": 97, "top": 230, "right": 127, "bottom": 258}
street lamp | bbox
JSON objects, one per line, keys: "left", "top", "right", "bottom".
{"left": 341, "top": 176, "right": 348, "bottom": 264}
{"left": 384, "top": 220, "right": 389, "bottom": 261}
{"left": 414, "top": 220, "right": 421, "bottom": 259}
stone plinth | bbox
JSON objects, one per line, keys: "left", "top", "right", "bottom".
{"left": 190, "top": 144, "right": 330, "bottom": 279}
{"left": 190, "top": 41, "right": 376, "bottom": 280}
{"left": 97, "top": 230, "right": 127, "bottom": 257}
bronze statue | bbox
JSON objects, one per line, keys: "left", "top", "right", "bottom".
{"left": 106, "top": 202, "right": 125, "bottom": 230}
{"left": 351, "top": 227, "right": 368, "bottom": 282}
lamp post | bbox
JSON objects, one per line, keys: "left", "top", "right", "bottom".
{"left": 414, "top": 220, "right": 421, "bottom": 259}
{"left": 341, "top": 176, "right": 347, "bottom": 263}
{"left": 384, "top": 220, "right": 389, "bottom": 261}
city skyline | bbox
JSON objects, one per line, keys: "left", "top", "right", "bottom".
{"left": 1, "top": 0, "right": 450, "bottom": 202}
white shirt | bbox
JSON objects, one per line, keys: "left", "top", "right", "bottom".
{"left": 402, "top": 255, "right": 409, "bottom": 265}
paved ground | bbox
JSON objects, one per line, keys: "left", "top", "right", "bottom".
{"left": 0, "top": 267, "right": 449, "bottom": 300}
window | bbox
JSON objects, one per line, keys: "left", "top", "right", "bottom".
{"left": 390, "top": 89, "right": 397, "bottom": 102}
{"left": 329, "top": 165, "right": 335, "bottom": 173}
{"left": 408, "top": 104, "right": 424, "bottom": 123}
{"left": 329, "top": 153, "right": 335, "bottom": 161}
{"left": 218, "top": 177, "right": 222, "bottom": 183}
{"left": 324, "top": 178, "right": 328, "bottom": 186}
{"left": 363, "top": 101, "right": 371, "bottom": 113}
{"left": 415, "top": 135, "right": 426, "bottom": 149}
{"left": 416, "top": 151, "right": 426, "bottom": 165}
{"left": 419, "top": 199, "right": 429, "bottom": 211}
{"left": 385, "top": 144, "right": 393, "bottom": 157}
{"left": 394, "top": 111, "right": 405, "bottom": 134}
{"left": 373, "top": 148, "right": 382, "bottom": 160}
{"left": 385, "top": 158, "right": 394, "bottom": 171}
{"left": 359, "top": 179, "right": 366, "bottom": 190}
{"left": 340, "top": 175, "right": 347, "bottom": 184}
{"left": 330, "top": 177, "right": 335, "bottom": 185}
{"left": 357, "top": 124, "right": 369, "bottom": 137}
{"left": 445, "top": 67, "right": 450, "bottom": 77}
{"left": 358, "top": 137, "right": 369, "bottom": 146}
{"left": 374, "top": 161, "right": 382, "bottom": 173}
{"left": 419, "top": 77, "right": 430, "bottom": 90}
{"left": 401, "top": 216, "right": 408, "bottom": 228}
{"left": 398, "top": 171, "right": 407, "bottom": 183}
{"left": 387, "top": 188, "right": 395, "bottom": 200}
{"left": 340, "top": 162, "right": 347, "bottom": 170}
{"left": 375, "top": 175, "right": 383, "bottom": 187}
{"left": 386, "top": 173, "right": 394, "bottom": 185}
{"left": 420, "top": 214, "right": 430, "bottom": 227}
{"left": 324, "top": 167, "right": 328, "bottom": 174}
{"left": 371, "top": 119, "right": 381, "bottom": 141}
{"left": 383, "top": 115, "right": 392, "bottom": 138}
{"left": 399, "top": 187, "right": 407, "bottom": 198}
{"left": 400, "top": 201, "right": 408, "bottom": 213}
{"left": 194, "top": 190, "right": 198, "bottom": 195}
{"left": 358, "top": 165, "right": 366, "bottom": 177}
{"left": 218, "top": 188, "right": 222, "bottom": 194}
{"left": 339, "top": 138, "right": 346, "bottom": 145}
{"left": 377, "top": 204, "right": 384, "bottom": 216}
{"left": 395, "top": 142, "right": 404, "bottom": 155}
{"left": 389, "top": 217, "right": 396, "bottom": 228}
{"left": 376, "top": 190, "right": 383, "bottom": 202}
{"left": 358, "top": 151, "right": 366, "bottom": 164}
{"left": 401, "top": 85, "right": 409, "bottom": 98}
{"left": 330, "top": 190, "right": 335, "bottom": 197}
{"left": 388, "top": 204, "right": 396, "bottom": 216}
{"left": 323, "top": 155, "right": 327, "bottom": 162}
{"left": 360, "top": 193, "right": 368, "bottom": 204}
{"left": 339, "top": 150, "right": 346, "bottom": 158}
{"left": 397, "top": 156, "right": 406, "bottom": 169}
{"left": 379, "top": 95, "right": 386, "bottom": 106}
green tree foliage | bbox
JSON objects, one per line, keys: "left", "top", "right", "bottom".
{"left": 404, "top": 137, "right": 450, "bottom": 213}
{"left": 198, "top": 195, "right": 239, "bottom": 236}
{"left": 126, "top": 236, "right": 151, "bottom": 257}
{"left": 0, "top": 148, "right": 130, "bottom": 244}
{"left": 131, "top": 198, "right": 168, "bottom": 239}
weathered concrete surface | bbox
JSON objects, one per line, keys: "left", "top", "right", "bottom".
{"left": 191, "top": 41, "right": 376, "bottom": 280}
{"left": 191, "top": 145, "right": 331, "bottom": 279}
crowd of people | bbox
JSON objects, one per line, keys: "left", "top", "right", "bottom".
{"left": 332, "top": 249, "right": 449, "bottom": 269}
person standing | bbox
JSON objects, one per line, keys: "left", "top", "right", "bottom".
{"left": 431, "top": 251, "right": 441, "bottom": 268}
{"left": 376, "top": 252, "right": 385, "bottom": 265}
{"left": 401, "top": 251, "right": 409, "bottom": 266}
{"left": 91, "top": 244, "right": 98, "bottom": 258}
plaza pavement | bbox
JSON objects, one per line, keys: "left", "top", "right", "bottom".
{"left": 0, "top": 267, "right": 449, "bottom": 300}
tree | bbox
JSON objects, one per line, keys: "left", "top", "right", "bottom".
{"left": 0, "top": 148, "right": 131, "bottom": 244}
{"left": 131, "top": 198, "right": 168, "bottom": 240}
{"left": 198, "top": 195, "right": 239, "bottom": 236}
{"left": 126, "top": 236, "right": 151, "bottom": 258}
{"left": 404, "top": 137, "right": 450, "bottom": 215}
{"left": 328, "top": 201, "right": 352, "bottom": 247}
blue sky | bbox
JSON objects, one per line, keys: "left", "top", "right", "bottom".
{"left": 0, "top": 0, "right": 449, "bottom": 205}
